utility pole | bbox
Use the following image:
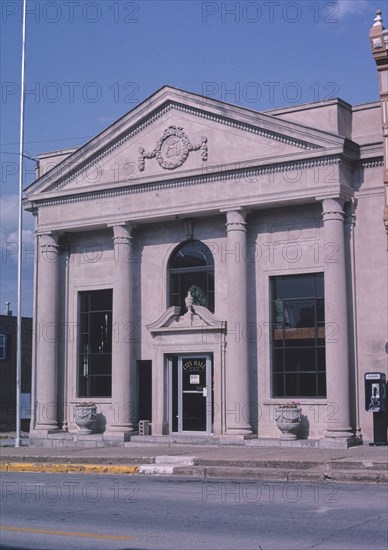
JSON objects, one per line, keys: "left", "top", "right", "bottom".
{"left": 16, "top": 0, "right": 27, "bottom": 448}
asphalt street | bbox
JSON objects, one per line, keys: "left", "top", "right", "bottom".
{"left": 0, "top": 473, "right": 387, "bottom": 550}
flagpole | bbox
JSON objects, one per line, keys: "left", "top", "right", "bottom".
{"left": 16, "top": 0, "right": 27, "bottom": 448}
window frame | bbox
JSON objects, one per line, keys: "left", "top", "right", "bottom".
{"left": 0, "top": 333, "right": 7, "bottom": 360}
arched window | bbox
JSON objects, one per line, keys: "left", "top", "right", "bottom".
{"left": 168, "top": 240, "right": 214, "bottom": 312}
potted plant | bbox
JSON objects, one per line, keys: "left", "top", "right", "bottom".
{"left": 73, "top": 402, "right": 97, "bottom": 434}
{"left": 274, "top": 402, "right": 302, "bottom": 440}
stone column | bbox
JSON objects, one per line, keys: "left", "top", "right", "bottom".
{"left": 321, "top": 198, "right": 354, "bottom": 439}
{"left": 224, "top": 209, "right": 252, "bottom": 435}
{"left": 35, "top": 233, "right": 60, "bottom": 430}
{"left": 110, "top": 224, "right": 135, "bottom": 433}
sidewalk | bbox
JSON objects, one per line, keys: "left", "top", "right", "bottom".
{"left": 1, "top": 439, "right": 387, "bottom": 483}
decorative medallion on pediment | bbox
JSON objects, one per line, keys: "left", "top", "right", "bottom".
{"left": 138, "top": 126, "right": 208, "bottom": 171}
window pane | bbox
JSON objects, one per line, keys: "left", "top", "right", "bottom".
{"left": 284, "top": 374, "right": 298, "bottom": 396}
{"left": 315, "top": 274, "right": 324, "bottom": 297}
{"left": 89, "top": 355, "right": 112, "bottom": 376}
{"left": 90, "top": 289, "right": 112, "bottom": 311}
{"left": 318, "top": 373, "right": 327, "bottom": 396}
{"left": 273, "top": 374, "right": 285, "bottom": 397}
{"left": 272, "top": 349, "right": 283, "bottom": 372}
{"left": 78, "top": 376, "right": 87, "bottom": 397}
{"left": 80, "top": 293, "right": 89, "bottom": 313}
{"left": 317, "top": 298, "right": 325, "bottom": 323}
{"left": 284, "top": 348, "right": 315, "bottom": 372}
{"left": 0, "top": 333, "right": 6, "bottom": 360}
{"left": 317, "top": 348, "right": 326, "bottom": 371}
{"left": 299, "top": 374, "right": 317, "bottom": 397}
{"left": 90, "top": 376, "right": 111, "bottom": 397}
{"left": 171, "top": 273, "right": 180, "bottom": 294}
{"left": 169, "top": 240, "right": 213, "bottom": 269}
{"left": 273, "top": 274, "right": 316, "bottom": 300}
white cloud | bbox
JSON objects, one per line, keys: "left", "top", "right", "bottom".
{"left": 0, "top": 193, "right": 35, "bottom": 255}
{"left": 0, "top": 194, "right": 35, "bottom": 315}
{"left": 7, "top": 229, "right": 34, "bottom": 246}
{"left": 335, "top": 0, "right": 370, "bottom": 20}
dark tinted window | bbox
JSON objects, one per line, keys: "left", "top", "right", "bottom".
{"left": 271, "top": 273, "right": 326, "bottom": 398}
{"left": 78, "top": 290, "right": 112, "bottom": 398}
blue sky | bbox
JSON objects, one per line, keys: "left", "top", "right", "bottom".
{"left": 0, "top": 0, "right": 384, "bottom": 315}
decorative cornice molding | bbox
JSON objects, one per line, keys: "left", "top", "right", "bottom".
{"left": 47, "top": 102, "right": 317, "bottom": 192}
{"left": 358, "top": 158, "right": 384, "bottom": 169}
{"left": 36, "top": 155, "right": 342, "bottom": 209}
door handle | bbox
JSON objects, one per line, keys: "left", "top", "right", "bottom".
{"left": 202, "top": 387, "right": 208, "bottom": 397}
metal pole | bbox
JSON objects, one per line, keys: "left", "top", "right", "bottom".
{"left": 16, "top": 0, "right": 27, "bottom": 448}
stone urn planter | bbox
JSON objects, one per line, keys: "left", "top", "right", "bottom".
{"left": 275, "top": 403, "right": 302, "bottom": 440}
{"left": 73, "top": 403, "right": 97, "bottom": 434}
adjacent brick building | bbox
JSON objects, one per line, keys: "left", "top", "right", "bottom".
{"left": 0, "top": 314, "right": 32, "bottom": 431}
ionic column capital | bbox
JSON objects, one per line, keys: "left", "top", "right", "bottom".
{"left": 39, "top": 232, "right": 60, "bottom": 250}
{"left": 321, "top": 198, "right": 345, "bottom": 223}
{"left": 225, "top": 209, "right": 247, "bottom": 232}
{"left": 112, "top": 223, "right": 135, "bottom": 244}
{"left": 38, "top": 233, "right": 61, "bottom": 265}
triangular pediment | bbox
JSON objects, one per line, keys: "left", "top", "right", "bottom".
{"left": 146, "top": 305, "right": 225, "bottom": 333}
{"left": 25, "top": 86, "right": 347, "bottom": 200}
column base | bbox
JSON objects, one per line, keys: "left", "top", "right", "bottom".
{"left": 107, "top": 424, "right": 135, "bottom": 434}
{"left": 319, "top": 436, "right": 362, "bottom": 449}
{"left": 149, "top": 421, "right": 169, "bottom": 435}
{"left": 225, "top": 427, "right": 253, "bottom": 436}
{"left": 29, "top": 428, "right": 61, "bottom": 438}
{"left": 32, "top": 424, "right": 59, "bottom": 433}
{"left": 324, "top": 427, "right": 355, "bottom": 439}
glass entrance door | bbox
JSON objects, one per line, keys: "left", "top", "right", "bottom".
{"left": 171, "top": 355, "right": 212, "bottom": 434}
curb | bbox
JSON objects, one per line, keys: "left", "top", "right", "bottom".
{"left": 1, "top": 462, "right": 387, "bottom": 482}
{"left": 0, "top": 463, "right": 139, "bottom": 475}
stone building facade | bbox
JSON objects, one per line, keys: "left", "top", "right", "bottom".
{"left": 24, "top": 84, "right": 387, "bottom": 447}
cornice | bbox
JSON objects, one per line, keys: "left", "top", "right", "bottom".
{"left": 34, "top": 155, "right": 342, "bottom": 209}
{"left": 357, "top": 158, "right": 384, "bottom": 168}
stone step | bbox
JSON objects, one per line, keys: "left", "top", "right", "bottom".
{"left": 327, "top": 460, "right": 388, "bottom": 471}
{"left": 127, "top": 435, "right": 217, "bottom": 446}
{"left": 245, "top": 438, "right": 320, "bottom": 448}
{"left": 154, "top": 455, "right": 196, "bottom": 465}
{"left": 171, "top": 465, "right": 388, "bottom": 483}
{"left": 195, "top": 459, "right": 322, "bottom": 470}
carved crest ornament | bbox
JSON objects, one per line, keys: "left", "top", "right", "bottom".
{"left": 138, "top": 126, "right": 208, "bottom": 171}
